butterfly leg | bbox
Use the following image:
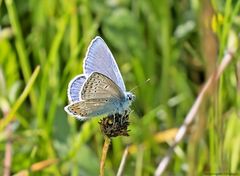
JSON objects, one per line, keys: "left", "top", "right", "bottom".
{"left": 112, "top": 113, "right": 116, "bottom": 125}
{"left": 118, "top": 109, "right": 128, "bottom": 125}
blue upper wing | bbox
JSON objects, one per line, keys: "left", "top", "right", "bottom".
{"left": 67, "top": 74, "right": 86, "bottom": 102}
{"left": 83, "top": 36, "right": 126, "bottom": 91}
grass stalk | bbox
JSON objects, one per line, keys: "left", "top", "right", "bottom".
{"left": 0, "top": 66, "right": 40, "bottom": 131}
{"left": 117, "top": 146, "right": 129, "bottom": 176}
{"left": 5, "top": 0, "right": 37, "bottom": 109}
{"left": 100, "top": 136, "right": 111, "bottom": 176}
{"left": 155, "top": 49, "right": 236, "bottom": 176}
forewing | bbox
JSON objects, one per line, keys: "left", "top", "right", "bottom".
{"left": 64, "top": 98, "right": 118, "bottom": 120}
{"left": 67, "top": 74, "right": 86, "bottom": 102}
{"left": 83, "top": 36, "right": 126, "bottom": 91}
{"left": 81, "top": 72, "right": 124, "bottom": 100}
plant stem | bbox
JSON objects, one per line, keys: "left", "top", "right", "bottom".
{"left": 154, "top": 50, "right": 235, "bottom": 176}
{"left": 100, "top": 136, "right": 111, "bottom": 176}
{"left": 117, "top": 146, "right": 129, "bottom": 176}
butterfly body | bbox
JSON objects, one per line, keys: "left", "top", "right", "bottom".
{"left": 64, "top": 37, "right": 134, "bottom": 120}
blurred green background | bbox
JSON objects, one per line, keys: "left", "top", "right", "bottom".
{"left": 1, "top": 0, "right": 240, "bottom": 175}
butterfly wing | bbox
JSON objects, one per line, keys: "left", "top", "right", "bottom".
{"left": 64, "top": 98, "right": 119, "bottom": 120}
{"left": 81, "top": 72, "right": 125, "bottom": 100}
{"left": 83, "top": 36, "right": 126, "bottom": 91}
{"left": 65, "top": 72, "right": 125, "bottom": 119}
{"left": 67, "top": 74, "right": 86, "bottom": 102}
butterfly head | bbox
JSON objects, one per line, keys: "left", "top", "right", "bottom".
{"left": 125, "top": 92, "right": 135, "bottom": 102}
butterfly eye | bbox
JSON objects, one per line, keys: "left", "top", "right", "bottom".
{"left": 128, "top": 95, "right": 132, "bottom": 101}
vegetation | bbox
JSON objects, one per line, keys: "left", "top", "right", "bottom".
{"left": 0, "top": 0, "right": 240, "bottom": 175}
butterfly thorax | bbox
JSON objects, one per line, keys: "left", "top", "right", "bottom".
{"left": 119, "top": 92, "right": 135, "bottom": 113}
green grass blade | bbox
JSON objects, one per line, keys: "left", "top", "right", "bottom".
{"left": 0, "top": 65, "right": 40, "bottom": 131}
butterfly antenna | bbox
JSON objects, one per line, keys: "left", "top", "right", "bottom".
{"left": 130, "top": 78, "right": 150, "bottom": 92}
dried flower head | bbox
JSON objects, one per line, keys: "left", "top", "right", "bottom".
{"left": 99, "top": 111, "right": 130, "bottom": 138}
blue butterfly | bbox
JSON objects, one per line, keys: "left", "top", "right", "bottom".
{"left": 64, "top": 36, "right": 135, "bottom": 120}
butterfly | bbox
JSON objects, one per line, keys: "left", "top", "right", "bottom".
{"left": 64, "top": 36, "right": 135, "bottom": 120}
